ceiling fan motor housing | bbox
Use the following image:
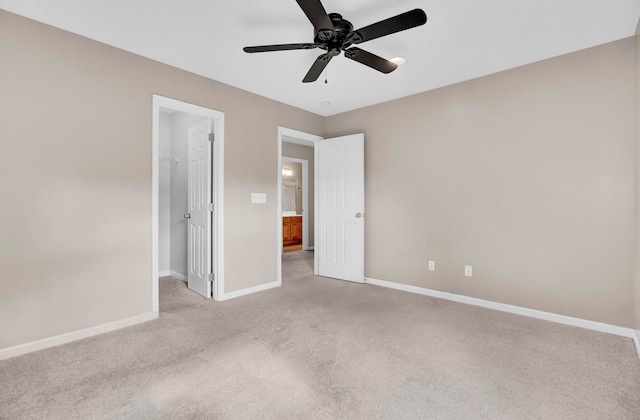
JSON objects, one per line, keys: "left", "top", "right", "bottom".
{"left": 315, "top": 13, "right": 355, "bottom": 52}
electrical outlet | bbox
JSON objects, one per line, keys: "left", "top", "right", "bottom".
{"left": 464, "top": 265, "right": 473, "bottom": 277}
{"left": 428, "top": 260, "right": 435, "bottom": 271}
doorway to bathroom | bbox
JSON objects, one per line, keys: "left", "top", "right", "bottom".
{"left": 277, "top": 127, "right": 366, "bottom": 285}
{"left": 282, "top": 158, "right": 308, "bottom": 253}
{"left": 277, "top": 127, "right": 321, "bottom": 283}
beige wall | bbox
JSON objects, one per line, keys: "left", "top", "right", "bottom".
{"left": 0, "top": 11, "right": 323, "bottom": 349}
{"left": 325, "top": 38, "right": 636, "bottom": 327}
{"left": 282, "top": 142, "right": 315, "bottom": 245}
{"left": 635, "top": 22, "right": 640, "bottom": 331}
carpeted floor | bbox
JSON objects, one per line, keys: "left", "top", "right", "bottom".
{"left": 1, "top": 250, "right": 639, "bottom": 419}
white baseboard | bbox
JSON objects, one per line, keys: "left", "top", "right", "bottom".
{"left": 365, "top": 277, "right": 640, "bottom": 359}
{"left": 159, "top": 270, "right": 185, "bottom": 281}
{"left": 170, "top": 271, "right": 187, "bottom": 282}
{"left": 0, "top": 312, "right": 155, "bottom": 361}
{"left": 219, "top": 280, "right": 281, "bottom": 301}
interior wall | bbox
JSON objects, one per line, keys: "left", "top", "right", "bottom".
{"left": 282, "top": 142, "right": 315, "bottom": 246}
{"left": 0, "top": 10, "right": 324, "bottom": 350}
{"left": 325, "top": 38, "right": 636, "bottom": 327}
{"left": 158, "top": 113, "right": 172, "bottom": 274}
{"left": 635, "top": 22, "right": 640, "bottom": 331}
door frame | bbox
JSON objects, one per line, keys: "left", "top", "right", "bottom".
{"left": 281, "top": 156, "right": 310, "bottom": 250}
{"left": 277, "top": 127, "right": 322, "bottom": 283}
{"left": 152, "top": 95, "right": 225, "bottom": 314}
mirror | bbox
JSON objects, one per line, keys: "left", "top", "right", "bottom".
{"left": 282, "top": 181, "right": 297, "bottom": 213}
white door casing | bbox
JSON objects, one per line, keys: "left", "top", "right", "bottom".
{"left": 187, "top": 119, "right": 213, "bottom": 298}
{"left": 318, "top": 133, "right": 365, "bottom": 283}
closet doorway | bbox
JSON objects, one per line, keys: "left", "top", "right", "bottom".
{"left": 152, "top": 95, "right": 225, "bottom": 313}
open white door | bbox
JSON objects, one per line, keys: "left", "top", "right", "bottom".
{"left": 187, "top": 119, "right": 213, "bottom": 298}
{"left": 318, "top": 133, "right": 365, "bottom": 283}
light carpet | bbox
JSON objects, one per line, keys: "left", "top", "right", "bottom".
{"left": 1, "top": 250, "right": 639, "bottom": 419}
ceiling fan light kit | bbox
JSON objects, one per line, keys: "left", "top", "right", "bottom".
{"left": 243, "top": 0, "right": 427, "bottom": 83}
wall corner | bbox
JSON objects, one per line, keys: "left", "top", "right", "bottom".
{"left": 634, "top": 19, "right": 640, "bottom": 330}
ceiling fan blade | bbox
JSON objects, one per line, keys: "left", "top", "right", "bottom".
{"left": 349, "top": 9, "right": 427, "bottom": 44}
{"left": 344, "top": 47, "right": 398, "bottom": 74}
{"left": 296, "top": 0, "right": 334, "bottom": 32}
{"left": 243, "top": 43, "right": 316, "bottom": 53}
{"left": 303, "top": 50, "right": 338, "bottom": 83}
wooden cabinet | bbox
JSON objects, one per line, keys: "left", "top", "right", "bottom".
{"left": 283, "top": 216, "right": 302, "bottom": 246}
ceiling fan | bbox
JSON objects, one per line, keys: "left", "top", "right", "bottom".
{"left": 243, "top": 0, "right": 427, "bottom": 83}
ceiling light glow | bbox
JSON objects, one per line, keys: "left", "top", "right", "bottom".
{"left": 390, "top": 57, "right": 406, "bottom": 65}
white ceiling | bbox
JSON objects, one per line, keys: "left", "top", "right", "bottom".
{"left": 2, "top": 0, "right": 639, "bottom": 116}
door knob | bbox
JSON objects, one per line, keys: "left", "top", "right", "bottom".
{"left": 355, "top": 213, "right": 362, "bottom": 218}
{"left": 184, "top": 214, "right": 191, "bottom": 219}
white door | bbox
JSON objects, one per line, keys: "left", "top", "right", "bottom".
{"left": 318, "top": 133, "right": 365, "bottom": 283}
{"left": 187, "top": 119, "right": 213, "bottom": 298}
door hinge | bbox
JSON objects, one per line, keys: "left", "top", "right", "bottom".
{"left": 208, "top": 132, "right": 214, "bottom": 142}
{"left": 208, "top": 203, "right": 215, "bottom": 212}
{"left": 208, "top": 273, "right": 215, "bottom": 283}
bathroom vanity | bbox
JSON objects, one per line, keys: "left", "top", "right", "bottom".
{"left": 283, "top": 215, "right": 302, "bottom": 246}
